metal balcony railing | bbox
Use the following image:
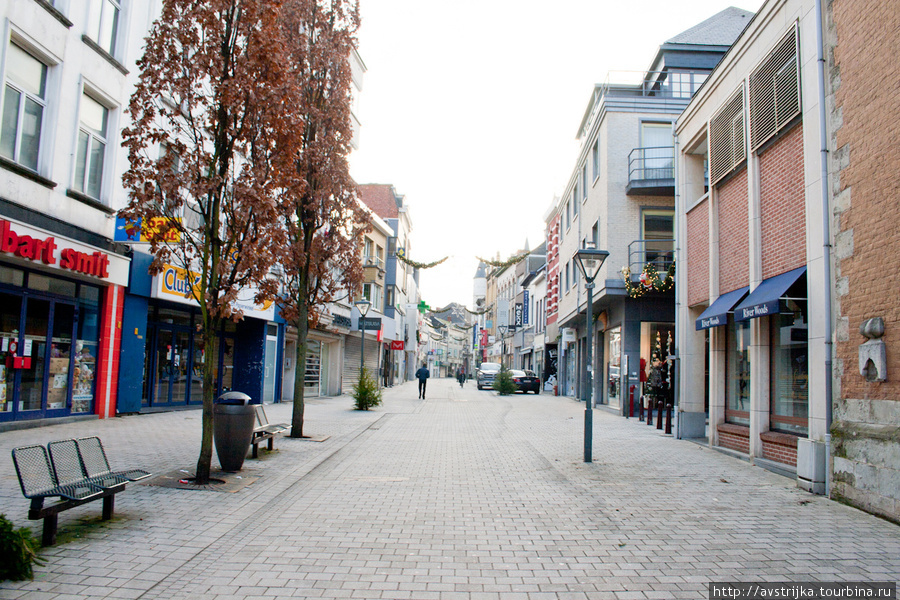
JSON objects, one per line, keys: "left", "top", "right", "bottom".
{"left": 363, "top": 255, "right": 385, "bottom": 270}
{"left": 628, "top": 146, "right": 675, "bottom": 183}
{"left": 627, "top": 239, "right": 675, "bottom": 275}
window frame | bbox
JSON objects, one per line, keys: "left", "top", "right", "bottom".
{"left": 72, "top": 90, "right": 112, "bottom": 201}
{"left": 87, "top": 0, "right": 122, "bottom": 57}
{"left": 1, "top": 41, "right": 51, "bottom": 172}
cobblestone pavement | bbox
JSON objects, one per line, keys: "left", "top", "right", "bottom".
{"left": 1, "top": 378, "right": 898, "bottom": 599}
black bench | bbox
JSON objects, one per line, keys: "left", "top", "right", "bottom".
{"left": 250, "top": 404, "right": 290, "bottom": 458}
{"left": 12, "top": 437, "right": 151, "bottom": 546}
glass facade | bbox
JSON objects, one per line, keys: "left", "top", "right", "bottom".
{"left": 770, "top": 299, "right": 808, "bottom": 435}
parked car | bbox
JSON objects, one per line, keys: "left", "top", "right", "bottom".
{"left": 510, "top": 369, "right": 541, "bottom": 394}
{"left": 476, "top": 362, "right": 502, "bottom": 390}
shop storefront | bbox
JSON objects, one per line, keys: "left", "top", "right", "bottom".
{"left": 116, "top": 252, "right": 276, "bottom": 413}
{"left": 0, "top": 217, "right": 129, "bottom": 423}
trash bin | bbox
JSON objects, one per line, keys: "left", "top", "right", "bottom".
{"left": 213, "top": 391, "right": 256, "bottom": 472}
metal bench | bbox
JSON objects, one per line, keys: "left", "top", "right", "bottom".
{"left": 250, "top": 404, "right": 290, "bottom": 458}
{"left": 12, "top": 438, "right": 150, "bottom": 546}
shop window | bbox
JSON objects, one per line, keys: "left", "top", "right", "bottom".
{"left": 770, "top": 299, "right": 808, "bottom": 435}
{"left": 725, "top": 318, "right": 750, "bottom": 426}
{"left": 0, "top": 265, "right": 25, "bottom": 287}
{"left": 74, "top": 286, "right": 100, "bottom": 413}
{"left": 74, "top": 92, "right": 109, "bottom": 201}
{"left": 28, "top": 272, "right": 77, "bottom": 297}
{"left": 607, "top": 327, "right": 621, "bottom": 406}
{"left": 1, "top": 43, "right": 48, "bottom": 172}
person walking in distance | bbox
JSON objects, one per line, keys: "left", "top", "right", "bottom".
{"left": 415, "top": 364, "right": 430, "bottom": 399}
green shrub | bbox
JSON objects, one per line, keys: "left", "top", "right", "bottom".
{"left": 0, "top": 514, "right": 44, "bottom": 581}
{"left": 493, "top": 367, "right": 518, "bottom": 396}
{"left": 352, "top": 367, "right": 383, "bottom": 410}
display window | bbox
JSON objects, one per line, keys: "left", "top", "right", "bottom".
{"left": 725, "top": 317, "right": 751, "bottom": 426}
{"left": 770, "top": 299, "right": 808, "bottom": 435}
{"left": 0, "top": 264, "right": 100, "bottom": 420}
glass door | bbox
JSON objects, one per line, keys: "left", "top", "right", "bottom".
{"left": 0, "top": 292, "right": 23, "bottom": 415}
{"left": 153, "top": 328, "right": 173, "bottom": 405}
{"left": 20, "top": 298, "right": 50, "bottom": 413}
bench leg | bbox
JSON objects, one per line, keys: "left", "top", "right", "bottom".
{"left": 251, "top": 442, "right": 259, "bottom": 459}
{"left": 102, "top": 495, "right": 115, "bottom": 521}
{"left": 42, "top": 515, "right": 58, "bottom": 547}
{"left": 267, "top": 437, "right": 274, "bottom": 451}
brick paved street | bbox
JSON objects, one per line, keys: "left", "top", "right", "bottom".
{"left": 1, "top": 378, "right": 898, "bottom": 599}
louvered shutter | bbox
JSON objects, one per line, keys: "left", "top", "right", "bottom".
{"left": 750, "top": 24, "right": 801, "bottom": 150}
{"left": 709, "top": 88, "right": 746, "bottom": 185}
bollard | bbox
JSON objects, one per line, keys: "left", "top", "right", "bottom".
{"left": 639, "top": 395, "right": 645, "bottom": 421}
{"left": 656, "top": 399, "right": 664, "bottom": 429}
{"left": 628, "top": 385, "right": 635, "bottom": 419}
{"left": 648, "top": 397, "right": 655, "bottom": 426}
{"left": 665, "top": 403, "right": 673, "bottom": 434}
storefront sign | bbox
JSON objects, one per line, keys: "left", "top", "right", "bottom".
{"left": 153, "top": 263, "right": 276, "bottom": 320}
{"left": 114, "top": 217, "right": 181, "bottom": 243}
{"left": 523, "top": 290, "right": 529, "bottom": 325}
{"left": 0, "top": 218, "right": 125, "bottom": 282}
{"left": 359, "top": 317, "right": 381, "bottom": 331}
{"left": 390, "top": 340, "right": 404, "bottom": 351}
{"left": 331, "top": 314, "right": 352, "bottom": 328}
{"left": 514, "top": 303, "right": 523, "bottom": 327}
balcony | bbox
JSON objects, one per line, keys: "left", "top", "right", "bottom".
{"left": 362, "top": 254, "right": 385, "bottom": 283}
{"left": 627, "top": 238, "right": 675, "bottom": 276}
{"left": 626, "top": 146, "right": 675, "bottom": 196}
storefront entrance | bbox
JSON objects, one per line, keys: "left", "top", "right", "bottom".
{"left": 0, "top": 267, "right": 100, "bottom": 421}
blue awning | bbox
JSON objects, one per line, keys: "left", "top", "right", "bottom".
{"left": 695, "top": 286, "right": 749, "bottom": 330}
{"left": 734, "top": 266, "right": 806, "bottom": 321}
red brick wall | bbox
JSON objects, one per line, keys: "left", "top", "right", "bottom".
{"left": 833, "top": 0, "right": 900, "bottom": 403}
{"left": 687, "top": 199, "right": 710, "bottom": 307}
{"left": 546, "top": 215, "right": 560, "bottom": 325}
{"left": 718, "top": 423, "right": 750, "bottom": 454}
{"left": 717, "top": 170, "right": 749, "bottom": 294}
{"left": 759, "top": 123, "right": 807, "bottom": 279}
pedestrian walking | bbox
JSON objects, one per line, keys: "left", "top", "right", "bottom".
{"left": 457, "top": 368, "right": 465, "bottom": 388}
{"left": 415, "top": 364, "right": 429, "bottom": 399}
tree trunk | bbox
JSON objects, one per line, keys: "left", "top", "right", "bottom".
{"left": 290, "top": 298, "right": 309, "bottom": 438}
{"left": 195, "top": 330, "right": 219, "bottom": 484}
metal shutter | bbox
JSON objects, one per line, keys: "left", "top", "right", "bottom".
{"left": 709, "top": 87, "right": 746, "bottom": 185}
{"left": 750, "top": 23, "right": 801, "bottom": 150}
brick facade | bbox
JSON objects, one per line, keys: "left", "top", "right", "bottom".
{"left": 759, "top": 123, "right": 807, "bottom": 280}
{"left": 830, "top": 0, "right": 900, "bottom": 523}
{"left": 718, "top": 423, "right": 750, "bottom": 455}
{"left": 686, "top": 199, "right": 710, "bottom": 307}
{"left": 716, "top": 169, "right": 749, "bottom": 294}
{"left": 760, "top": 431, "right": 799, "bottom": 467}
{"left": 546, "top": 215, "right": 560, "bottom": 325}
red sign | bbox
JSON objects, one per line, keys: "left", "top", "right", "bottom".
{"left": 0, "top": 219, "right": 110, "bottom": 278}
{"left": 390, "top": 340, "right": 404, "bottom": 351}
{"left": 13, "top": 356, "right": 32, "bottom": 369}
{"left": 376, "top": 328, "right": 383, "bottom": 342}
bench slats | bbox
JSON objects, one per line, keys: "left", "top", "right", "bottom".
{"left": 77, "top": 437, "right": 151, "bottom": 482}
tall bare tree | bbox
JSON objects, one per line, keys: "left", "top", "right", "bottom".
{"left": 275, "top": 0, "right": 369, "bottom": 437}
{"left": 120, "top": 0, "right": 290, "bottom": 484}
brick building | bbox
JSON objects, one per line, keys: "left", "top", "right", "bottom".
{"left": 675, "top": 0, "right": 833, "bottom": 495}
{"left": 827, "top": 0, "right": 900, "bottom": 522}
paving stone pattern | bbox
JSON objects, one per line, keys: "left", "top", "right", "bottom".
{"left": 1, "top": 379, "right": 898, "bottom": 599}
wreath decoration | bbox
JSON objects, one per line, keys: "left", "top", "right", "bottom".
{"left": 621, "top": 262, "right": 675, "bottom": 298}
{"left": 476, "top": 252, "right": 529, "bottom": 268}
{"left": 396, "top": 248, "right": 448, "bottom": 269}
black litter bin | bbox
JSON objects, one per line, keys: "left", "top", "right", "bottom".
{"left": 213, "top": 391, "right": 256, "bottom": 472}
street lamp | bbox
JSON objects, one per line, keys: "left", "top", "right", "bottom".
{"left": 574, "top": 243, "right": 609, "bottom": 463}
{"left": 497, "top": 323, "right": 508, "bottom": 369}
{"left": 355, "top": 299, "right": 372, "bottom": 375}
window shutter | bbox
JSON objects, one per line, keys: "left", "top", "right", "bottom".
{"left": 709, "top": 87, "right": 745, "bottom": 185}
{"left": 750, "top": 24, "right": 801, "bottom": 150}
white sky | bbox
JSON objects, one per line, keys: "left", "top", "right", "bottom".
{"left": 349, "top": 0, "right": 762, "bottom": 310}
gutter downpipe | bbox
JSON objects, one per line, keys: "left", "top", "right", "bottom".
{"left": 673, "top": 124, "right": 682, "bottom": 439}
{"left": 815, "top": 0, "right": 834, "bottom": 496}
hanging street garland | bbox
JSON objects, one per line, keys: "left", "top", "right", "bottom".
{"left": 476, "top": 252, "right": 529, "bottom": 268}
{"left": 396, "top": 248, "right": 448, "bottom": 270}
{"left": 464, "top": 303, "right": 493, "bottom": 316}
{"left": 621, "top": 262, "right": 675, "bottom": 298}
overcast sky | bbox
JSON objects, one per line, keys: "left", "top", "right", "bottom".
{"left": 348, "top": 0, "right": 762, "bottom": 310}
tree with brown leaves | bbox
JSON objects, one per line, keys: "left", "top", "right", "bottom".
{"left": 120, "top": 0, "right": 290, "bottom": 484}
{"left": 275, "top": 0, "right": 370, "bottom": 438}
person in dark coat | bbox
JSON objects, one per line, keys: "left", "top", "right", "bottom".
{"left": 415, "top": 364, "right": 430, "bottom": 399}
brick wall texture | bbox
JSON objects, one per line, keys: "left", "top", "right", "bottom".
{"left": 759, "top": 123, "right": 807, "bottom": 279}
{"left": 686, "top": 199, "right": 710, "bottom": 307}
{"left": 718, "top": 429, "right": 750, "bottom": 455}
{"left": 716, "top": 169, "right": 749, "bottom": 294}
{"left": 830, "top": 0, "right": 900, "bottom": 524}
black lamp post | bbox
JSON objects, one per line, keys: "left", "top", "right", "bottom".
{"left": 355, "top": 299, "right": 372, "bottom": 376}
{"left": 574, "top": 243, "right": 609, "bottom": 463}
{"left": 498, "top": 323, "right": 508, "bottom": 369}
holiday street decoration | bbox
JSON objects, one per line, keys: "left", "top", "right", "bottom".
{"left": 395, "top": 248, "right": 448, "bottom": 270}
{"left": 476, "top": 252, "right": 529, "bottom": 268}
{"left": 621, "top": 262, "right": 675, "bottom": 298}
{"left": 465, "top": 303, "right": 494, "bottom": 316}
